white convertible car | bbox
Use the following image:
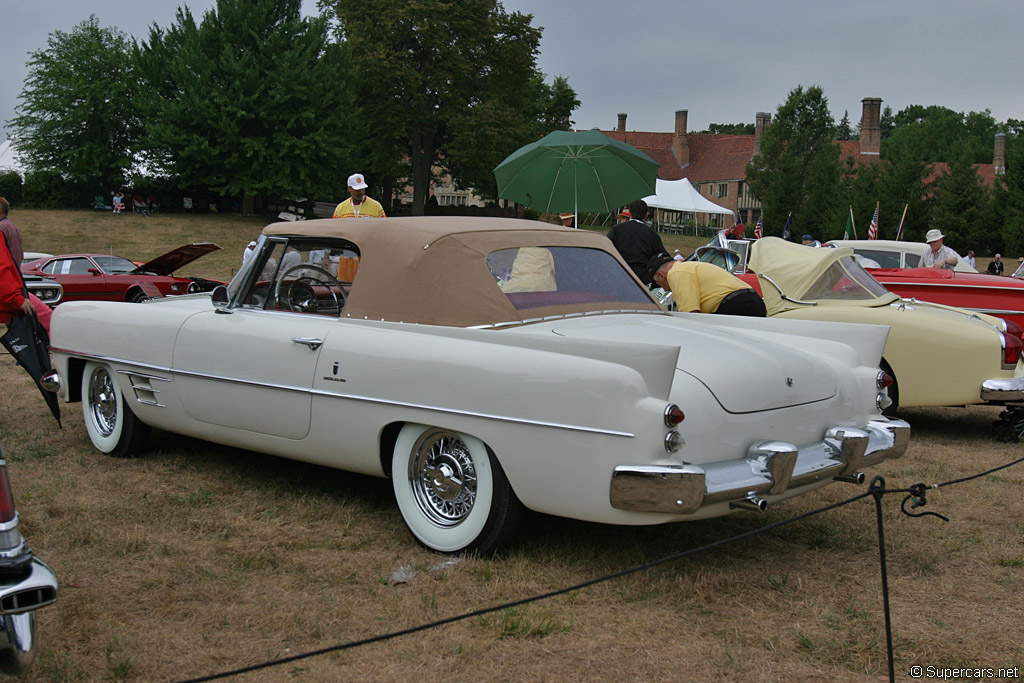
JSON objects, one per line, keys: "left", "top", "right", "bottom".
{"left": 43, "top": 217, "right": 909, "bottom": 553}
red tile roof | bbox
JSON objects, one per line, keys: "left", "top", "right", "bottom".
{"left": 599, "top": 128, "right": 997, "bottom": 187}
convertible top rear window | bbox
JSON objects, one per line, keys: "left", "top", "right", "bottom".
{"left": 486, "top": 247, "right": 651, "bottom": 310}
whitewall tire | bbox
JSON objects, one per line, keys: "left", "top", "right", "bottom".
{"left": 392, "top": 424, "right": 522, "bottom": 554}
{"left": 81, "top": 362, "right": 150, "bottom": 457}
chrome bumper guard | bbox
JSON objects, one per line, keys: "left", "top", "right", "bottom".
{"left": 610, "top": 419, "right": 911, "bottom": 514}
{"left": 980, "top": 377, "right": 1024, "bottom": 402}
{"left": 0, "top": 557, "right": 57, "bottom": 615}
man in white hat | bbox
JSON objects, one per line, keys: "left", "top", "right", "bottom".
{"left": 332, "top": 173, "right": 387, "bottom": 219}
{"left": 920, "top": 229, "right": 958, "bottom": 269}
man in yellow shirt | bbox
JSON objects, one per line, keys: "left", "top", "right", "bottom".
{"left": 647, "top": 254, "right": 766, "bottom": 316}
{"left": 332, "top": 173, "right": 387, "bottom": 219}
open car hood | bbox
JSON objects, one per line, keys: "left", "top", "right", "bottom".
{"left": 132, "top": 243, "right": 220, "bottom": 276}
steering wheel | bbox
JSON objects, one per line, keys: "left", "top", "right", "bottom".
{"left": 273, "top": 264, "right": 346, "bottom": 314}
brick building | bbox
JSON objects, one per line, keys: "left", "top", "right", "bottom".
{"left": 600, "top": 98, "right": 1003, "bottom": 229}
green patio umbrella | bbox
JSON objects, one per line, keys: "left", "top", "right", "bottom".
{"left": 493, "top": 129, "right": 659, "bottom": 220}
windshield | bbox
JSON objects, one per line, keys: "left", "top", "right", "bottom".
{"left": 803, "top": 254, "right": 893, "bottom": 301}
{"left": 692, "top": 247, "right": 741, "bottom": 273}
{"left": 93, "top": 255, "right": 139, "bottom": 274}
{"left": 486, "top": 246, "right": 652, "bottom": 310}
{"left": 228, "top": 236, "right": 360, "bottom": 315}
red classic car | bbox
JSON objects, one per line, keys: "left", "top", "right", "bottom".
{"left": 21, "top": 243, "right": 222, "bottom": 304}
{"left": 824, "top": 240, "right": 1024, "bottom": 329}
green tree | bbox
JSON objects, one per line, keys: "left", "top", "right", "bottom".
{"left": 698, "top": 123, "right": 755, "bottom": 135}
{"left": 835, "top": 110, "right": 852, "bottom": 141}
{"left": 746, "top": 85, "right": 844, "bottom": 237}
{"left": 0, "top": 171, "right": 23, "bottom": 206}
{"left": 879, "top": 105, "right": 895, "bottom": 140}
{"left": 326, "top": 0, "right": 577, "bottom": 214}
{"left": 883, "top": 105, "right": 998, "bottom": 164}
{"left": 135, "top": 0, "right": 355, "bottom": 209}
{"left": 994, "top": 132, "right": 1024, "bottom": 255}
{"left": 931, "top": 140, "right": 989, "bottom": 251}
{"left": 8, "top": 16, "right": 138, "bottom": 202}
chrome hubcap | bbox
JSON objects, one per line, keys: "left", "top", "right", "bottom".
{"left": 88, "top": 367, "right": 117, "bottom": 437}
{"left": 409, "top": 429, "right": 477, "bottom": 527}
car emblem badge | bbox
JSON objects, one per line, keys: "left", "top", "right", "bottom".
{"left": 332, "top": 362, "right": 339, "bottom": 375}
{"left": 786, "top": 377, "right": 794, "bottom": 386}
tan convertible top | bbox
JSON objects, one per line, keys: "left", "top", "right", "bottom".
{"left": 261, "top": 216, "right": 661, "bottom": 327}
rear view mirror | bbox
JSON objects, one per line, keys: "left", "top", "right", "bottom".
{"left": 211, "top": 285, "right": 231, "bottom": 313}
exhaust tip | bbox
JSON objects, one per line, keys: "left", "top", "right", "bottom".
{"left": 730, "top": 495, "right": 767, "bottom": 512}
{"left": 834, "top": 472, "right": 866, "bottom": 485}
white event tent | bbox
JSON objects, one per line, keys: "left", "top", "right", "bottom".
{"left": 0, "top": 139, "right": 26, "bottom": 174}
{"left": 641, "top": 177, "right": 732, "bottom": 233}
{"left": 643, "top": 177, "right": 732, "bottom": 214}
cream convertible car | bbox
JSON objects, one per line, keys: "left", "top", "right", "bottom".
{"left": 44, "top": 218, "right": 908, "bottom": 553}
{"left": 689, "top": 237, "right": 1024, "bottom": 439}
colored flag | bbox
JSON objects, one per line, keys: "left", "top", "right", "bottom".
{"left": 868, "top": 205, "right": 879, "bottom": 240}
{"left": 844, "top": 207, "right": 855, "bottom": 240}
{"left": 782, "top": 213, "right": 792, "bottom": 241}
{"left": 753, "top": 215, "right": 763, "bottom": 239}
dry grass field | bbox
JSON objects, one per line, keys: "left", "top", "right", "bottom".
{"left": 2, "top": 209, "right": 1023, "bottom": 681}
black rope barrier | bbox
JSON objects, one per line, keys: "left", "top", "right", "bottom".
{"left": 177, "top": 455, "right": 1024, "bottom": 683}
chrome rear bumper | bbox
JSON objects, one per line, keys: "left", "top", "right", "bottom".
{"left": 980, "top": 377, "right": 1024, "bottom": 402}
{"left": 610, "top": 419, "right": 910, "bottom": 515}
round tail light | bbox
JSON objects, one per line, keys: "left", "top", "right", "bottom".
{"left": 664, "top": 404, "right": 685, "bottom": 427}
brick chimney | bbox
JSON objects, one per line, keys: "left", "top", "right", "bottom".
{"left": 859, "top": 97, "right": 882, "bottom": 156}
{"left": 672, "top": 110, "right": 690, "bottom": 167}
{"left": 994, "top": 133, "right": 1006, "bottom": 175}
{"left": 753, "top": 112, "right": 771, "bottom": 157}
{"left": 617, "top": 113, "right": 627, "bottom": 132}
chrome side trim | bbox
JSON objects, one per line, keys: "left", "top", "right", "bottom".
{"left": 58, "top": 351, "right": 634, "bottom": 438}
{"left": 469, "top": 308, "right": 671, "bottom": 330}
{"left": 981, "top": 377, "right": 1024, "bottom": 402}
{"left": 308, "top": 388, "right": 635, "bottom": 437}
{"left": 115, "top": 370, "right": 171, "bottom": 383}
{"left": 610, "top": 419, "right": 910, "bottom": 514}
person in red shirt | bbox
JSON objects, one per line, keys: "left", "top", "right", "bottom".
{"left": 0, "top": 197, "right": 47, "bottom": 334}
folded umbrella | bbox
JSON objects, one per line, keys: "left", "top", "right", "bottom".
{"left": 1, "top": 311, "right": 60, "bottom": 427}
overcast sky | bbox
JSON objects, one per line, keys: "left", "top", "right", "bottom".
{"left": 2, "top": 0, "right": 1021, "bottom": 146}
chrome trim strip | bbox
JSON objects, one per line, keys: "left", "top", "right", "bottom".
{"left": 469, "top": 308, "right": 671, "bottom": 330}
{"left": 116, "top": 370, "right": 171, "bottom": 383}
{"left": 306, "top": 388, "right": 635, "bottom": 437}
{"left": 58, "top": 351, "right": 634, "bottom": 438}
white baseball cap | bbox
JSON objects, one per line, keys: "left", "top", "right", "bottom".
{"left": 347, "top": 173, "right": 368, "bottom": 190}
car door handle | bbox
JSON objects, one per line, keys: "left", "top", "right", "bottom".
{"left": 291, "top": 337, "right": 323, "bottom": 350}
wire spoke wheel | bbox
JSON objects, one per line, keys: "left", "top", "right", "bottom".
{"left": 410, "top": 430, "right": 479, "bottom": 527}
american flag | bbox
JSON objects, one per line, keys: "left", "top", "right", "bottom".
{"left": 868, "top": 206, "right": 879, "bottom": 240}
{"left": 753, "top": 216, "right": 763, "bottom": 239}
